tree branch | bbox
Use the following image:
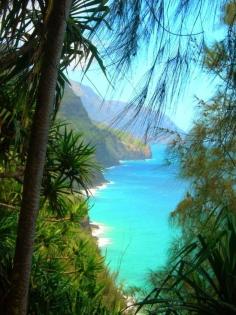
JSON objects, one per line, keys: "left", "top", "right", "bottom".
{"left": 0, "top": 202, "right": 18, "bottom": 210}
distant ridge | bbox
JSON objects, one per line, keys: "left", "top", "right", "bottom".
{"left": 70, "top": 80, "right": 184, "bottom": 143}
{"left": 59, "top": 85, "right": 151, "bottom": 180}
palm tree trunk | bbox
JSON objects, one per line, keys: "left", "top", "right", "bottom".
{"left": 5, "top": 1, "right": 72, "bottom": 314}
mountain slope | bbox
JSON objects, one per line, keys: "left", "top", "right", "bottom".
{"left": 70, "top": 80, "right": 184, "bottom": 142}
{"left": 59, "top": 86, "right": 151, "bottom": 172}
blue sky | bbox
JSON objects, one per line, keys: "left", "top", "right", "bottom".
{"left": 67, "top": 5, "right": 226, "bottom": 132}
{"left": 67, "top": 65, "right": 216, "bottom": 131}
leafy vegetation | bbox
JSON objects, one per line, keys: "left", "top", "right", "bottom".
{"left": 97, "top": 124, "right": 149, "bottom": 151}
{"left": 136, "top": 210, "right": 236, "bottom": 315}
{"left": 1, "top": 0, "right": 236, "bottom": 314}
{"left": 0, "top": 1, "right": 111, "bottom": 312}
{"left": 0, "top": 121, "right": 128, "bottom": 314}
{"left": 136, "top": 3, "right": 236, "bottom": 314}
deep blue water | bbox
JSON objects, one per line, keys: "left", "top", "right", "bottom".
{"left": 90, "top": 144, "right": 187, "bottom": 288}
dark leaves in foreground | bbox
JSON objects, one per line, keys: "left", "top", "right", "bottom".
{"left": 135, "top": 210, "right": 236, "bottom": 315}
{"left": 42, "top": 121, "right": 100, "bottom": 216}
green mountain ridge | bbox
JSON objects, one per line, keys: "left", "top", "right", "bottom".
{"left": 59, "top": 85, "right": 151, "bottom": 185}
{"left": 70, "top": 80, "right": 185, "bottom": 142}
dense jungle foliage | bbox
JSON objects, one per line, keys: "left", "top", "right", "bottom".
{"left": 0, "top": 120, "right": 129, "bottom": 314}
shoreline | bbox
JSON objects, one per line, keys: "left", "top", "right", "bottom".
{"left": 90, "top": 220, "right": 112, "bottom": 248}
{"left": 88, "top": 181, "right": 113, "bottom": 248}
{"left": 88, "top": 181, "right": 109, "bottom": 196}
{"left": 87, "top": 152, "right": 153, "bottom": 249}
{"left": 88, "top": 164, "right": 142, "bottom": 312}
{"left": 84, "top": 165, "right": 117, "bottom": 248}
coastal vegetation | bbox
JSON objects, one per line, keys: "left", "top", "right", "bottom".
{"left": 0, "top": 118, "right": 129, "bottom": 313}
{"left": 135, "top": 2, "right": 236, "bottom": 314}
{"left": 0, "top": 0, "right": 235, "bottom": 315}
{"left": 97, "top": 124, "right": 150, "bottom": 152}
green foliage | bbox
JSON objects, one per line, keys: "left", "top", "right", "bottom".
{"left": 166, "top": 6, "right": 236, "bottom": 233}
{"left": 29, "top": 215, "right": 125, "bottom": 315}
{"left": 43, "top": 121, "right": 100, "bottom": 216}
{"left": 168, "top": 99, "right": 236, "bottom": 236}
{"left": 138, "top": 5, "right": 236, "bottom": 313}
{"left": 0, "top": 198, "right": 126, "bottom": 314}
{"left": 97, "top": 123, "right": 148, "bottom": 151}
{"left": 136, "top": 210, "right": 236, "bottom": 315}
{"left": 0, "top": 0, "right": 109, "bottom": 104}
{"left": 224, "top": 1, "right": 236, "bottom": 25}
{"left": 0, "top": 0, "right": 110, "bottom": 169}
{"left": 139, "top": 97, "right": 236, "bottom": 309}
{"left": 0, "top": 122, "right": 127, "bottom": 314}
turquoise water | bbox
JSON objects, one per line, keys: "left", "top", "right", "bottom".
{"left": 90, "top": 144, "right": 187, "bottom": 288}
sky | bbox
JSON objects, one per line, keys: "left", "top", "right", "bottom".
{"left": 67, "top": 66, "right": 215, "bottom": 132}
{"left": 66, "top": 3, "right": 226, "bottom": 132}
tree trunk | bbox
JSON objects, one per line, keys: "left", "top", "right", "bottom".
{"left": 5, "top": 1, "right": 72, "bottom": 314}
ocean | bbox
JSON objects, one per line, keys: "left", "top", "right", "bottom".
{"left": 89, "top": 144, "right": 187, "bottom": 289}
